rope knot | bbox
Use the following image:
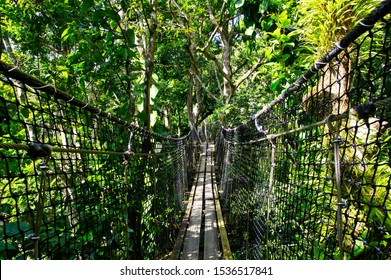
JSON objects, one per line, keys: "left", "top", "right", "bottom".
{"left": 28, "top": 143, "right": 52, "bottom": 160}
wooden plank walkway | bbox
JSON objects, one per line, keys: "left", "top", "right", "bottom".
{"left": 171, "top": 142, "right": 232, "bottom": 260}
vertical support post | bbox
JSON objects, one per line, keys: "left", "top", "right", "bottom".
{"left": 33, "top": 157, "right": 50, "bottom": 260}
{"left": 152, "top": 152, "right": 159, "bottom": 259}
{"left": 333, "top": 136, "right": 344, "bottom": 260}
{"left": 181, "top": 139, "right": 188, "bottom": 201}
{"left": 123, "top": 162, "right": 131, "bottom": 259}
{"left": 176, "top": 139, "right": 184, "bottom": 207}
{"left": 327, "top": 115, "right": 344, "bottom": 260}
{"left": 265, "top": 136, "right": 276, "bottom": 260}
{"left": 245, "top": 150, "right": 250, "bottom": 259}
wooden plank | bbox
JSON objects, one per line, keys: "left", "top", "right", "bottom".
{"left": 204, "top": 177, "right": 214, "bottom": 200}
{"left": 170, "top": 158, "right": 200, "bottom": 260}
{"left": 203, "top": 143, "right": 220, "bottom": 259}
{"left": 206, "top": 147, "right": 212, "bottom": 173}
{"left": 181, "top": 146, "right": 206, "bottom": 260}
{"left": 204, "top": 145, "right": 213, "bottom": 200}
{"left": 204, "top": 199, "right": 219, "bottom": 259}
{"left": 210, "top": 144, "right": 233, "bottom": 260}
{"left": 172, "top": 142, "right": 230, "bottom": 260}
{"left": 181, "top": 196, "right": 203, "bottom": 259}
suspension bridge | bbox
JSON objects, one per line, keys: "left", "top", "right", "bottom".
{"left": 171, "top": 142, "right": 231, "bottom": 260}
{"left": 1, "top": 1, "right": 391, "bottom": 260}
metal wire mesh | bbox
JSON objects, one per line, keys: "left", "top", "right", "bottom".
{"left": 0, "top": 63, "right": 199, "bottom": 260}
{"left": 216, "top": 1, "right": 391, "bottom": 260}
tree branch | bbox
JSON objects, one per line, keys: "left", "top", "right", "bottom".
{"left": 189, "top": 69, "right": 221, "bottom": 103}
{"left": 233, "top": 59, "right": 249, "bottom": 76}
{"left": 224, "top": 56, "right": 266, "bottom": 105}
{"left": 234, "top": 56, "right": 265, "bottom": 89}
{"left": 214, "top": 65, "right": 223, "bottom": 96}
{"left": 201, "top": 25, "right": 219, "bottom": 51}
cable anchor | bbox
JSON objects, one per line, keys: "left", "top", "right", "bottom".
{"left": 333, "top": 137, "right": 344, "bottom": 144}
{"left": 28, "top": 142, "right": 52, "bottom": 160}
{"left": 27, "top": 233, "right": 40, "bottom": 240}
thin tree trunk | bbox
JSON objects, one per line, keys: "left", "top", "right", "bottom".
{"left": 186, "top": 72, "right": 202, "bottom": 141}
{"left": 143, "top": 0, "right": 158, "bottom": 131}
{"left": 221, "top": 23, "right": 233, "bottom": 104}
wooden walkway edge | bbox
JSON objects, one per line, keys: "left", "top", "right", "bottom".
{"left": 171, "top": 142, "right": 232, "bottom": 260}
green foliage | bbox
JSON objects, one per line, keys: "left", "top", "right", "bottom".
{"left": 297, "top": 0, "right": 380, "bottom": 61}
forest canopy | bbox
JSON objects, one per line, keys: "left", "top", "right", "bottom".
{"left": 0, "top": 0, "right": 381, "bottom": 133}
{"left": 1, "top": 0, "right": 390, "bottom": 261}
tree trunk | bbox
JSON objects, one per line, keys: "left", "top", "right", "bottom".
{"left": 135, "top": 0, "right": 158, "bottom": 131}
{"left": 186, "top": 72, "right": 202, "bottom": 141}
{"left": 221, "top": 22, "right": 233, "bottom": 104}
{"left": 143, "top": 4, "right": 157, "bottom": 131}
{"left": 164, "top": 107, "right": 172, "bottom": 132}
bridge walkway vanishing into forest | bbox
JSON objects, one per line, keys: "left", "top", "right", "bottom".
{"left": 1, "top": 1, "right": 391, "bottom": 260}
{"left": 171, "top": 142, "right": 232, "bottom": 260}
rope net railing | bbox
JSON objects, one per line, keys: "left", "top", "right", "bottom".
{"left": 216, "top": 1, "right": 391, "bottom": 260}
{"left": 0, "top": 61, "right": 200, "bottom": 260}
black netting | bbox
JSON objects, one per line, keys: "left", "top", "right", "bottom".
{"left": 0, "top": 63, "right": 200, "bottom": 260}
{"left": 216, "top": 1, "right": 391, "bottom": 260}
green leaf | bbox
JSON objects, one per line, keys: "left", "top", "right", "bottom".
{"left": 278, "top": 11, "right": 290, "bottom": 28}
{"left": 61, "top": 27, "right": 70, "bottom": 40}
{"left": 262, "top": 19, "right": 273, "bottom": 31}
{"left": 62, "top": 71, "right": 69, "bottom": 80}
{"left": 82, "top": 231, "right": 93, "bottom": 242}
{"left": 20, "top": 107, "right": 29, "bottom": 118}
{"left": 270, "top": 28, "right": 281, "bottom": 39}
{"left": 93, "top": 9, "right": 106, "bottom": 23}
{"left": 0, "top": 241, "right": 17, "bottom": 252}
{"left": 5, "top": 222, "right": 31, "bottom": 237}
{"left": 81, "top": 0, "right": 95, "bottom": 13}
{"left": 106, "top": 9, "right": 120, "bottom": 22}
{"left": 353, "top": 240, "right": 365, "bottom": 257}
{"left": 283, "top": 54, "right": 291, "bottom": 61}
{"left": 119, "top": 47, "right": 127, "bottom": 59}
{"left": 133, "top": 86, "right": 143, "bottom": 98}
{"left": 105, "top": 32, "right": 114, "bottom": 45}
{"left": 78, "top": 61, "right": 86, "bottom": 70}
{"left": 235, "top": 0, "right": 245, "bottom": 9}
{"left": 270, "top": 78, "right": 281, "bottom": 91}
{"left": 239, "top": 18, "right": 245, "bottom": 30}
{"left": 282, "top": 42, "right": 295, "bottom": 49}
{"left": 228, "top": 0, "right": 235, "bottom": 15}
{"left": 126, "top": 29, "right": 135, "bottom": 47}
{"left": 136, "top": 111, "right": 148, "bottom": 123}
{"left": 261, "top": 0, "right": 269, "bottom": 14}
{"left": 150, "top": 84, "right": 159, "bottom": 103}
{"left": 150, "top": 110, "right": 158, "bottom": 127}
{"left": 281, "top": 18, "right": 291, "bottom": 28}
{"left": 109, "top": 19, "right": 117, "bottom": 30}
{"left": 313, "top": 243, "right": 324, "bottom": 259}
